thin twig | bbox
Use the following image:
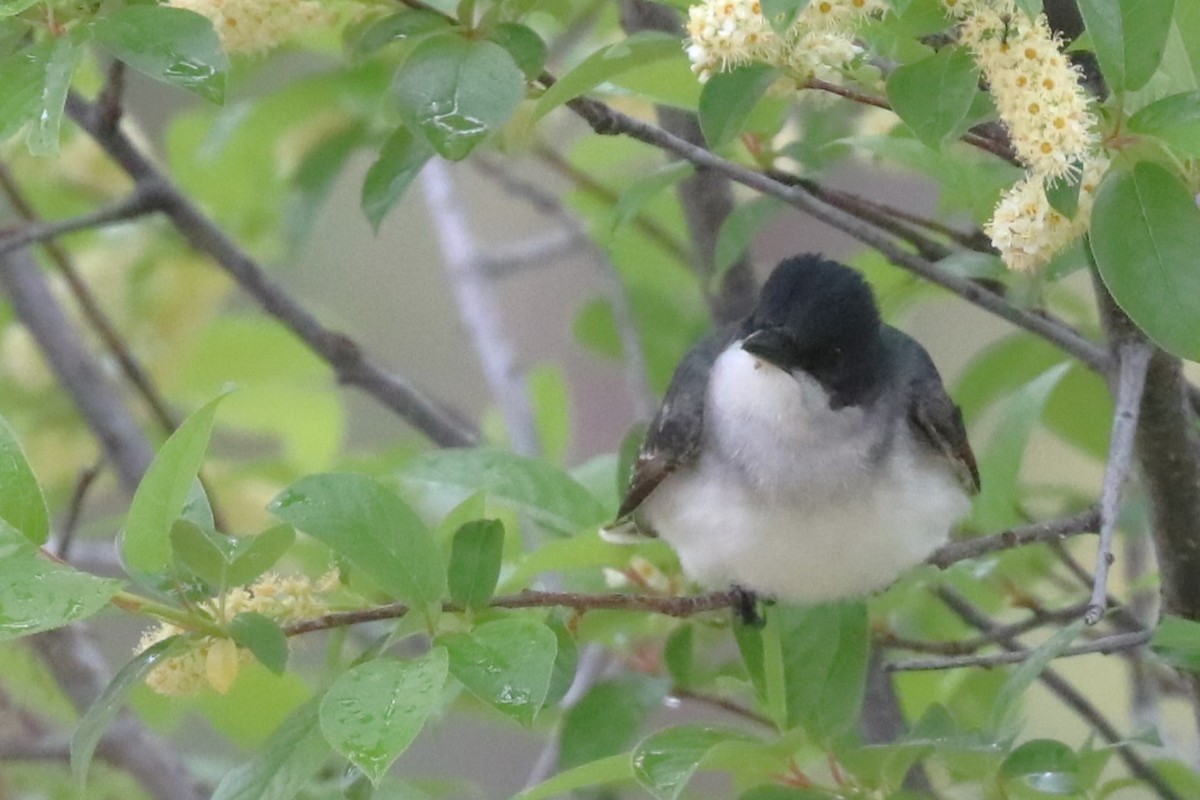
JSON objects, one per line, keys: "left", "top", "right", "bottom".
{"left": 1087, "top": 342, "right": 1153, "bottom": 624}
{"left": 671, "top": 686, "right": 773, "bottom": 727}
{"left": 878, "top": 600, "right": 1093, "bottom": 656}
{"left": 886, "top": 630, "right": 1151, "bottom": 671}
{"left": 64, "top": 93, "right": 480, "bottom": 448}
{"left": 0, "top": 190, "right": 160, "bottom": 257}
{"left": 926, "top": 507, "right": 1100, "bottom": 568}
{"left": 56, "top": 459, "right": 103, "bottom": 559}
{"left": 935, "top": 587, "right": 1181, "bottom": 800}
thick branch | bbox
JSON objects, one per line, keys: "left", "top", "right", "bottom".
{"left": 63, "top": 93, "right": 479, "bottom": 448}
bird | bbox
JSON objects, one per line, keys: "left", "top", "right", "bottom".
{"left": 602, "top": 254, "right": 979, "bottom": 613}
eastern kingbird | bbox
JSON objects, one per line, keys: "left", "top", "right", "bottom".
{"left": 603, "top": 254, "right": 979, "bottom": 607}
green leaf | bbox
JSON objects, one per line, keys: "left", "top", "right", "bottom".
{"left": 533, "top": 32, "right": 681, "bottom": 120}
{"left": 0, "top": 521, "right": 122, "bottom": 642}
{"left": 392, "top": 35, "right": 526, "bottom": 160}
{"left": 350, "top": 9, "right": 454, "bottom": 58}
{"left": 0, "top": 0, "right": 38, "bottom": 16}
{"left": 608, "top": 161, "right": 693, "bottom": 238}
{"left": 447, "top": 519, "right": 505, "bottom": 611}
{"left": 489, "top": 23, "right": 547, "bottom": 80}
{"left": 1016, "top": 0, "right": 1043, "bottom": 20}
{"left": 713, "top": 197, "right": 786, "bottom": 283}
{"left": 1078, "top": 0, "right": 1174, "bottom": 93}
{"left": 361, "top": 125, "right": 435, "bottom": 231}
{"left": 0, "top": 413, "right": 48, "bottom": 544}
{"left": 559, "top": 676, "right": 669, "bottom": 769}
{"left": 886, "top": 46, "right": 981, "bottom": 148}
{"left": 0, "top": 46, "right": 47, "bottom": 142}
{"left": 699, "top": 64, "right": 782, "bottom": 148}
{"left": 27, "top": 33, "right": 81, "bottom": 156}
{"left": 269, "top": 473, "right": 446, "bottom": 608}
{"left": 212, "top": 698, "right": 331, "bottom": 800}
{"left": 226, "top": 524, "right": 297, "bottom": 587}
{"left": 543, "top": 613, "right": 579, "bottom": 706}
{"left": 402, "top": 447, "right": 609, "bottom": 534}
{"left": 740, "top": 787, "right": 829, "bottom": 800}
{"left": 1091, "top": 161, "right": 1200, "bottom": 361}
{"left": 1044, "top": 170, "right": 1082, "bottom": 218}
{"left": 663, "top": 624, "right": 695, "bottom": 688}
{"left": 767, "top": 601, "right": 870, "bottom": 738}
{"left": 990, "top": 618, "right": 1086, "bottom": 738}
{"left": 318, "top": 648, "right": 449, "bottom": 784}
{"left": 1128, "top": 91, "right": 1200, "bottom": 157}
{"left": 1000, "top": 739, "right": 1081, "bottom": 795}
{"left": 91, "top": 7, "right": 229, "bottom": 103}
{"left": 170, "top": 518, "right": 233, "bottom": 588}
{"left": 514, "top": 754, "right": 634, "bottom": 800}
{"left": 762, "top": 0, "right": 811, "bottom": 34}
{"left": 230, "top": 613, "right": 289, "bottom": 675}
{"left": 72, "top": 637, "right": 192, "bottom": 788}
{"left": 440, "top": 617, "right": 557, "bottom": 726}
{"left": 632, "top": 726, "right": 751, "bottom": 800}
{"left": 1151, "top": 615, "right": 1200, "bottom": 671}
{"left": 123, "top": 392, "right": 228, "bottom": 576}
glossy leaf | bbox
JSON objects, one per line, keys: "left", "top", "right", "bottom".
{"left": 1091, "top": 161, "right": 1200, "bottom": 361}
{"left": 1078, "top": 0, "right": 1174, "bottom": 93}
{"left": 91, "top": 7, "right": 228, "bottom": 103}
{"left": 123, "top": 392, "right": 228, "bottom": 576}
{"left": 72, "top": 637, "right": 192, "bottom": 787}
{"left": 0, "top": 413, "right": 47, "bottom": 543}
{"left": 402, "top": 447, "right": 609, "bottom": 534}
{"left": 319, "top": 649, "right": 449, "bottom": 783}
{"left": 533, "top": 32, "right": 681, "bottom": 119}
{"left": 1128, "top": 91, "right": 1200, "bottom": 157}
{"left": 886, "top": 46, "right": 980, "bottom": 148}
{"left": 559, "top": 676, "right": 670, "bottom": 769}
{"left": 632, "top": 726, "right": 751, "bottom": 800}
{"left": 269, "top": 473, "right": 446, "bottom": 608}
{"left": 447, "top": 519, "right": 505, "bottom": 611}
{"left": 27, "top": 33, "right": 81, "bottom": 155}
{"left": 350, "top": 9, "right": 453, "bottom": 58}
{"left": 490, "top": 23, "right": 547, "bottom": 80}
{"left": 440, "top": 617, "right": 557, "bottom": 727}
{"left": 514, "top": 754, "right": 634, "bottom": 800}
{"left": 699, "top": 64, "right": 782, "bottom": 148}
{"left": 361, "top": 125, "right": 434, "bottom": 231}
{"left": 1000, "top": 739, "right": 1082, "bottom": 795}
{"left": 229, "top": 613, "right": 289, "bottom": 675}
{"left": 392, "top": 35, "right": 525, "bottom": 160}
{"left": 0, "top": 521, "right": 122, "bottom": 642}
{"left": 212, "top": 699, "right": 331, "bottom": 800}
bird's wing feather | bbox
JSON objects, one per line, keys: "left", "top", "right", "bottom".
{"left": 606, "top": 326, "right": 738, "bottom": 536}
{"left": 907, "top": 370, "right": 981, "bottom": 495}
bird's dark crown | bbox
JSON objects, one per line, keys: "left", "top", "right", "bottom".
{"left": 741, "top": 254, "right": 884, "bottom": 407}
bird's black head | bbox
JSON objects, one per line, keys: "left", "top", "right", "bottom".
{"left": 740, "top": 254, "right": 884, "bottom": 408}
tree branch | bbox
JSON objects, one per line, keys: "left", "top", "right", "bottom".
{"left": 926, "top": 507, "right": 1100, "bottom": 568}
{"left": 0, "top": 190, "right": 159, "bottom": 257}
{"left": 64, "top": 92, "right": 480, "bottom": 448}
{"left": 886, "top": 630, "right": 1151, "bottom": 671}
{"left": 1086, "top": 341, "right": 1152, "bottom": 624}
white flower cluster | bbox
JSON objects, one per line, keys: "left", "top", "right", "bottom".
{"left": 167, "top": 0, "right": 330, "bottom": 55}
{"left": 949, "top": 1, "right": 1104, "bottom": 271}
{"left": 685, "top": 0, "right": 883, "bottom": 83}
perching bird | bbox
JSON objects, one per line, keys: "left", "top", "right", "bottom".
{"left": 603, "top": 254, "right": 979, "bottom": 609}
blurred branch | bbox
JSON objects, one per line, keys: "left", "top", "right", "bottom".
{"left": 878, "top": 600, "right": 1094, "bottom": 656}
{"left": 421, "top": 160, "right": 540, "bottom": 455}
{"left": 1087, "top": 341, "right": 1152, "bottom": 624}
{"left": 96, "top": 59, "right": 126, "bottom": 135}
{"left": 56, "top": 459, "right": 102, "bottom": 559}
{"left": 671, "top": 686, "right": 773, "bottom": 727}
{"left": 0, "top": 189, "right": 159, "bottom": 257}
{"left": 935, "top": 587, "right": 1181, "bottom": 800}
{"left": 926, "top": 506, "right": 1100, "bottom": 568}
{"left": 64, "top": 92, "right": 480, "bottom": 448}
{"left": 886, "top": 630, "right": 1150, "bottom": 671}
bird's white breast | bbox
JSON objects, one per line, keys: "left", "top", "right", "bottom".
{"left": 639, "top": 346, "right": 970, "bottom": 602}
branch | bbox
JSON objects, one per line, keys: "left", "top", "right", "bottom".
{"left": 420, "top": 160, "right": 540, "bottom": 456}
{"left": 284, "top": 590, "right": 741, "bottom": 636}
{"left": 878, "top": 600, "right": 1094, "bottom": 656}
{"left": 64, "top": 93, "right": 480, "bottom": 448}
{"left": 926, "top": 507, "right": 1100, "bottom": 569}
{"left": 1086, "top": 342, "right": 1153, "bottom": 624}
{"left": 886, "top": 630, "right": 1151, "bottom": 671}
{"left": 671, "top": 686, "right": 773, "bottom": 727}
{"left": 0, "top": 190, "right": 159, "bottom": 257}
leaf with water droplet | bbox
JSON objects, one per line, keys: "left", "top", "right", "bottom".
{"left": 269, "top": 473, "right": 445, "bottom": 609}
{"left": 91, "top": 7, "right": 229, "bottom": 103}
{"left": 26, "top": 33, "right": 82, "bottom": 156}
{"left": 440, "top": 617, "right": 556, "bottom": 727}
{"left": 0, "top": 520, "right": 121, "bottom": 643}
{"left": 392, "top": 35, "right": 526, "bottom": 161}
{"left": 1000, "top": 739, "right": 1082, "bottom": 795}
{"left": 0, "top": 411, "right": 48, "bottom": 544}
{"left": 632, "top": 725, "right": 753, "bottom": 800}
{"left": 319, "top": 648, "right": 449, "bottom": 784}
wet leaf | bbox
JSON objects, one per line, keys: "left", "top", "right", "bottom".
{"left": 26, "top": 33, "right": 81, "bottom": 155}
{"left": 440, "top": 617, "right": 556, "bottom": 727}
{"left": 319, "top": 649, "right": 449, "bottom": 784}
{"left": 0, "top": 412, "right": 48, "bottom": 544}
{"left": 632, "top": 725, "right": 751, "bottom": 800}
{"left": 1000, "top": 739, "right": 1082, "bottom": 795}
{"left": 91, "top": 7, "right": 228, "bottom": 103}
{"left": 212, "top": 698, "right": 331, "bottom": 800}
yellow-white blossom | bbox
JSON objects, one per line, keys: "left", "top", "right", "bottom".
{"left": 685, "top": 0, "right": 882, "bottom": 83}
{"left": 957, "top": 4, "right": 1096, "bottom": 179}
{"left": 986, "top": 156, "right": 1108, "bottom": 272}
{"left": 167, "top": 0, "right": 330, "bottom": 55}
{"left": 136, "top": 571, "right": 337, "bottom": 696}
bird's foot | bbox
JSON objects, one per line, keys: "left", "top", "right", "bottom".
{"left": 732, "top": 585, "right": 765, "bottom": 628}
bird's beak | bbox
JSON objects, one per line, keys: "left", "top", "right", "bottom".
{"left": 741, "top": 328, "right": 793, "bottom": 370}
